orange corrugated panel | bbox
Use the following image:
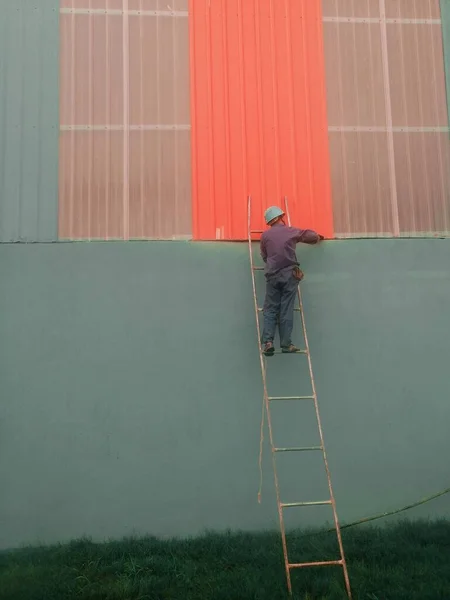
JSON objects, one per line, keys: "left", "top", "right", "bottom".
{"left": 189, "top": 0, "right": 334, "bottom": 240}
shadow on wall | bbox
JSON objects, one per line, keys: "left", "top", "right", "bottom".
{"left": 0, "top": 240, "right": 449, "bottom": 549}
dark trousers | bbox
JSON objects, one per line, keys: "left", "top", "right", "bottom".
{"left": 261, "top": 269, "right": 299, "bottom": 348}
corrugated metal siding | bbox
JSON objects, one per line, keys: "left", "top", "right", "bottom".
{"left": 0, "top": 1, "right": 60, "bottom": 243}
{"left": 59, "top": 0, "right": 191, "bottom": 240}
{"left": 189, "top": 0, "right": 334, "bottom": 241}
{"left": 323, "top": 0, "right": 450, "bottom": 237}
{"left": 442, "top": 0, "right": 450, "bottom": 123}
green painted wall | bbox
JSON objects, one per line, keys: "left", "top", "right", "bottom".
{"left": 0, "top": 0, "right": 59, "bottom": 242}
{"left": 442, "top": 0, "right": 450, "bottom": 123}
{"left": 1, "top": 241, "right": 449, "bottom": 550}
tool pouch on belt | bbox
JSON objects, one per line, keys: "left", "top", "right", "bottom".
{"left": 293, "top": 266, "right": 304, "bottom": 281}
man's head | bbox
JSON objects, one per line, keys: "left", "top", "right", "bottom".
{"left": 264, "top": 206, "right": 285, "bottom": 227}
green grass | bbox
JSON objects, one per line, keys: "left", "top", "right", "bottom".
{"left": 1, "top": 520, "right": 450, "bottom": 600}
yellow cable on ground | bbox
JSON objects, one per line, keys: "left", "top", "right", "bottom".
{"left": 319, "top": 487, "right": 450, "bottom": 535}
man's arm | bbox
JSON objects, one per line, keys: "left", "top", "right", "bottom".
{"left": 260, "top": 236, "right": 268, "bottom": 262}
{"left": 293, "top": 228, "right": 324, "bottom": 245}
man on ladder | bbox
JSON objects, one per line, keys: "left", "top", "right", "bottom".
{"left": 260, "top": 206, "right": 324, "bottom": 357}
{"left": 249, "top": 196, "right": 352, "bottom": 598}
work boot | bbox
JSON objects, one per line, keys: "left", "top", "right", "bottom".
{"left": 281, "top": 344, "right": 301, "bottom": 354}
{"left": 263, "top": 341, "right": 275, "bottom": 357}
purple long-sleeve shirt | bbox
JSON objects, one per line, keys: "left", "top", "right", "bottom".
{"left": 260, "top": 223, "right": 321, "bottom": 277}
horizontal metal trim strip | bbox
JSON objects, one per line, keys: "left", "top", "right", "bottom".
{"left": 60, "top": 125, "right": 191, "bottom": 132}
{"left": 60, "top": 11, "right": 440, "bottom": 24}
{"left": 58, "top": 236, "right": 193, "bottom": 241}
{"left": 323, "top": 17, "right": 441, "bottom": 25}
{"left": 60, "top": 8, "right": 188, "bottom": 17}
{"left": 334, "top": 232, "right": 450, "bottom": 238}
{"left": 328, "top": 126, "right": 450, "bottom": 133}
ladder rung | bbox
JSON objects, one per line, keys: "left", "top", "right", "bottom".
{"left": 289, "top": 560, "right": 343, "bottom": 569}
{"left": 252, "top": 266, "right": 264, "bottom": 271}
{"left": 273, "top": 349, "right": 307, "bottom": 355}
{"left": 274, "top": 446, "right": 322, "bottom": 453}
{"left": 257, "top": 307, "right": 300, "bottom": 312}
{"left": 281, "top": 500, "right": 332, "bottom": 508}
{"left": 268, "top": 395, "right": 314, "bottom": 401}
{"left": 251, "top": 230, "right": 264, "bottom": 234}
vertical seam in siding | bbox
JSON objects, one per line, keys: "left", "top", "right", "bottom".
{"left": 429, "top": 11, "right": 448, "bottom": 231}
{"left": 366, "top": 19, "right": 383, "bottom": 232}
{"left": 222, "top": 0, "right": 232, "bottom": 239}
{"left": 207, "top": 3, "right": 217, "bottom": 234}
{"left": 412, "top": 0, "right": 432, "bottom": 231}
{"left": 155, "top": 8, "right": 162, "bottom": 237}
{"left": 285, "top": 0, "right": 299, "bottom": 206}
{"left": 268, "top": 0, "right": 281, "bottom": 199}
{"left": 69, "top": 13, "right": 75, "bottom": 238}
{"left": 172, "top": 11, "right": 179, "bottom": 235}
{"left": 139, "top": 12, "right": 144, "bottom": 238}
{"left": 379, "top": 0, "right": 400, "bottom": 237}
{"left": 189, "top": 0, "right": 198, "bottom": 238}
{"left": 350, "top": 18, "right": 367, "bottom": 233}
{"left": 396, "top": 14, "right": 416, "bottom": 232}
{"left": 105, "top": 13, "right": 111, "bottom": 240}
{"left": 333, "top": 5, "right": 351, "bottom": 232}
{"left": 88, "top": 11, "right": 93, "bottom": 239}
{"left": 314, "top": 2, "right": 334, "bottom": 235}
{"left": 237, "top": 0, "right": 248, "bottom": 199}
{"left": 301, "top": 3, "right": 314, "bottom": 222}
{"left": 254, "top": 1, "right": 266, "bottom": 209}
{"left": 122, "top": 0, "right": 130, "bottom": 240}
{"left": 432, "top": 0, "right": 450, "bottom": 231}
{"left": 0, "top": 5, "right": 5, "bottom": 239}
{"left": 37, "top": 6, "right": 44, "bottom": 239}
{"left": 18, "top": 6, "right": 25, "bottom": 241}
{"left": 441, "top": 0, "right": 450, "bottom": 124}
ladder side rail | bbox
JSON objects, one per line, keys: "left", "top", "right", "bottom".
{"left": 283, "top": 196, "right": 352, "bottom": 599}
{"left": 247, "top": 195, "right": 292, "bottom": 593}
